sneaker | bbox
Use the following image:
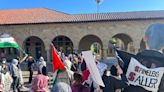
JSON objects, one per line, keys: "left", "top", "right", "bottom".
{"left": 21, "top": 86, "right": 27, "bottom": 89}
{"left": 19, "top": 86, "right": 28, "bottom": 91}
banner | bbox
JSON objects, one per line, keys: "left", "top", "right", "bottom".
{"left": 126, "top": 58, "right": 164, "bottom": 92}
{"left": 82, "top": 51, "right": 105, "bottom": 87}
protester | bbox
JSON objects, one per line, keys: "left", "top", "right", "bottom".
{"left": 38, "top": 56, "right": 46, "bottom": 74}
{"left": 0, "top": 72, "right": 13, "bottom": 92}
{"left": 27, "top": 56, "right": 35, "bottom": 83}
{"left": 101, "top": 65, "right": 128, "bottom": 92}
{"left": 0, "top": 72, "right": 4, "bottom": 91}
{"left": 1, "top": 59, "right": 9, "bottom": 74}
{"left": 55, "top": 59, "right": 74, "bottom": 85}
{"left": 10, "top": 59, "right": 20, "bottom": 92}
{"left": 51, "top": 82, "right": 72, "bottom": 92}
{"left": 30, "top": 66, "right": 49, "bottom": 92}
{"left": 39, "top": 56, "right": 46, "bottom": 67}
{"left": 71, "top": 72, "right": 89, "bottom": 92}
{"left": 16, "top": 54, "right": 28, "bottom": 89}
{"left": 64, "top": 58, "right": 74, "bottom": 79}
{"left": 71, "top": 56, "right": 79, "bottom": 71}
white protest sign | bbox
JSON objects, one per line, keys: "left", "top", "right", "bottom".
{"left": 126, "top": 58, "right": 164, "bottom": 92}
{"left": 82, "top": 51, "right": 105, "bottom": 87}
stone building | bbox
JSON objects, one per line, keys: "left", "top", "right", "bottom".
{"left": 0, "top": 8, "right": 164, "bottom": 61}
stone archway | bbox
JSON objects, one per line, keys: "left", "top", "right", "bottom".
{"left": 52, "top": 35, "right": 73, "bottom": 55}
{"left": 79, "top": 35, "right": 103, "bottom": 55}
{"left": 112, "top": 33, "right": 133, "bottom": 50}
{"left": 23, "top": 36, "right": 46, "bottom": 60}
{"left": 107, "top": 33, "right": 133, "bottom": 56}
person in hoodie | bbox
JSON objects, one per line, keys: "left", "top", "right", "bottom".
{"left": 10, "top": 59, "right": 20, "bottom": 92}
{"left": 55, "top": 57, "right": 74, "bottom": 85}
{"left": 15, "top": 54, "right": 28, "bottom": 89}
{"left": 31, "top": 66, "right": 49, "bottom": 92}
{"left": 38, "top": 56, "right": 46, "bottom": 67}
{"left": 37, "top": 56, "right": 46, "bottom": 74}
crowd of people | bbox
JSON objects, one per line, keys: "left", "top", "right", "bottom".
{"left": 0, "top": 52, "right": 129, "bottom": 92}
{"left": 49, "top": 52, "right": 129, "bottom": 92}
{"left": 0, "top": 54, "right": 48, "bottom": 92}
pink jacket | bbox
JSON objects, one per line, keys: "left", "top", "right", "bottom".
{"left": 31, "top": 74, "right": 49, "bottom": 92}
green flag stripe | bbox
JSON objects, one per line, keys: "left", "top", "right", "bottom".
{"left": 0, "top": 42, "right": 19, "bottom": 48}
{"left": 53, "top": 69, "right": 65, "bottom": 84}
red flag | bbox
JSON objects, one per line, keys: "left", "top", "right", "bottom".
{"left": 51, "top": 44, "right": 65, "bottom": 72}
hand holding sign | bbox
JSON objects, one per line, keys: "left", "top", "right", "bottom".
{"left": 126, "top": 58, "right": 164, "bottom": 92}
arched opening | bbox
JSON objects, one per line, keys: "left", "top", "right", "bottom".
{"left": 112, "top": 33, "right": 133, "bottom": 50}
{"left": 23, "top": 36, "right": 46, "bottom": 60}
{"left": 52, "top": 36, "right": 73, "bottom": 55}
{"left": 79, "top": 35, "right": 103, "bottom": 56}
{"left": 90, "top": 42, "right": 101, "bottom": 54}
{"left": 108, "top": 33, "right": 133, "bottom": 56}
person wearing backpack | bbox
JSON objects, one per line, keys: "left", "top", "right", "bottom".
{"left": 71, "top": 72, "right": 89, "bottom": 92}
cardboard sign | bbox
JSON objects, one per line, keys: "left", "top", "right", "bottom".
{"left": 126, "top": 58, "right": 164, "bottom": 92}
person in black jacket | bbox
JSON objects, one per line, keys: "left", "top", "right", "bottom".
{"left": 27, "top": 56, "right": 35, "bottom": 83}
{"left": 101, "top": 64, "right": 128, "bottom": 92}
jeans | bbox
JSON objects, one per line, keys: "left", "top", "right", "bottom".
{"left": 12, "top": 76, "right": 20, "bottom": 92}
{"left": 29, "top": 70, "right": 33, "bottom": 83}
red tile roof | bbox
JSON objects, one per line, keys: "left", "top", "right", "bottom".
{"left": 0, "top": 8, "right": 164, "bottom": 25}
{"left": 0, "top": 8, "right": 71, "bottom": 24}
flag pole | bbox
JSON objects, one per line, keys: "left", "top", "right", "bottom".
{"left": 51, "top": 43, "right": 59, "bottom": 55}
{"left": 51, "top": 43, "right": 62, "bottom": 60}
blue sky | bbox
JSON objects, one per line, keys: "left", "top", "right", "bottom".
{"left": 0, "top": 0, "right": 164, "bottom": 14}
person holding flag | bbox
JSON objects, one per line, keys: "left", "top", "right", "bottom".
{"left": 51, "top": 43, "right": 74, "bottom": 86}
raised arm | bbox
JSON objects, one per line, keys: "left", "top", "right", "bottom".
{"left": 19, "top": 54, "right": 28, "bottom": 63}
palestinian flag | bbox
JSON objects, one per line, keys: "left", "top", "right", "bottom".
{"left": 51, "top": 44, "right": 65, "bottom": 84}
{"left": 0, "top": 34, "right": 19, "bottom": 49}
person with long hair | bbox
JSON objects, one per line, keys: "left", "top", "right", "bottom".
{"left": 101, "top": 65, "right": 128, "bottom": 92}
{"left": 71, "top": 72, "right": 89, "bottom": 92}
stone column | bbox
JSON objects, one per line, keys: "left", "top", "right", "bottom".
{"left": 102, "top": 38, "right": 110, "bottom": 59}
{"left": 102, "top": 47, "right": 108, "bottom": 59}
{"left": 73, "top": 42, "right": 79, "bottom": 53}
{"left": 46, "top": 49, "right": 50, "bottom": 62}
{"left": 45, "top": 42, "right": 51, "bottom": 62}
{"left": 133, "top": 39, "right": 141, "bottom": 54}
